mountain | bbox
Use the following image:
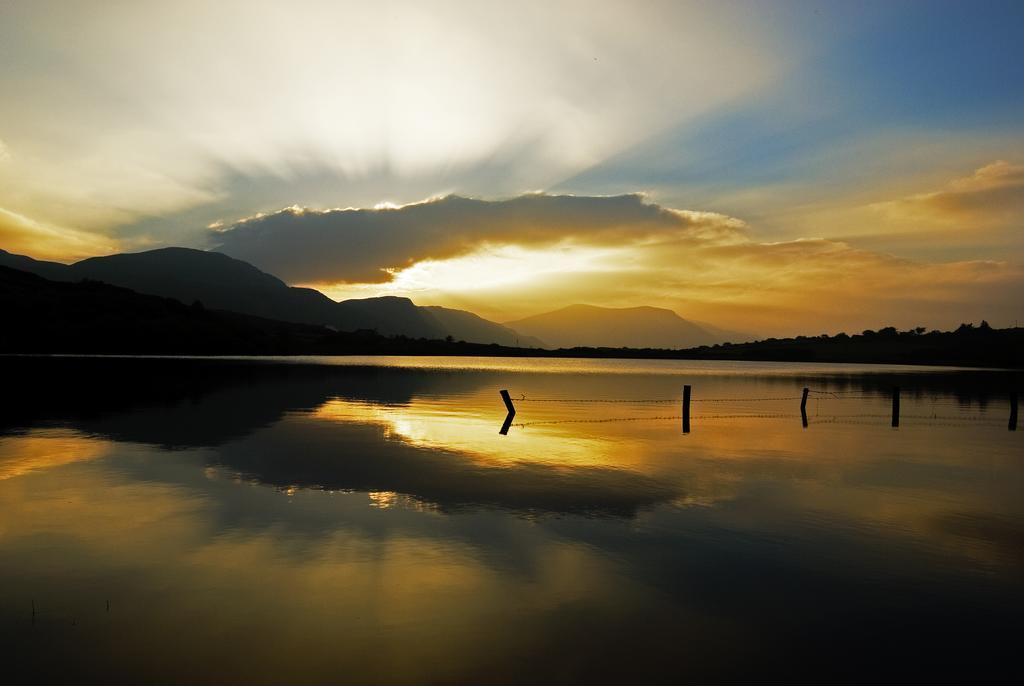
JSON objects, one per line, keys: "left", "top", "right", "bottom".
{"left": 422, "top": 306, "right": 545, "bottom": 347}
{"left": 0, "top": 247, "right": 537, "bottom": 345}
{"left": 688, "top": 319, "right": 753, "bottom": 345}
{"left": 3, "top": 262, "right": 1017, "bottom": 367}
{"left": 0, "top": 248, "right": 72, "bottom": 281}
{"left": 68, "top": 248, "right": 345, "bottom": 326}
{"left": 504, "top": 304, "right": 751, "bottom": 349}
{"left": 335, "top": 296, "right": 446, "bottom": 338}
{"left": 0, "top": 263, "right": 335, "bottom": 354}
{"left": 0, "top": 264, "right": 535, "bottom": 356}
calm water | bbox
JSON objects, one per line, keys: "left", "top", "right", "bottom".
{"left": 1, "top": 356, "right": 1021, "bottom": 683}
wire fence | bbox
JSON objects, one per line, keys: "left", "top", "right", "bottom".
{"left": 514, "top": 394, "right": 806, "bottom": 403}
{"left": 504, "top": 386, "right": 1018, "bottom": 430}
{"left": 513, "top": 415, "right": 1008, "bottom": 428}
{"left": 515, "top": 389, "right": 1001, "bottom": 403}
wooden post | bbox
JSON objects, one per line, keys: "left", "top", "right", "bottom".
{"left": 682, "top": 385, "right": 691, "bottom": 434}
{"left": 1010, "top": 392, "right": 1018, "bottom": 432}
{"left": 891, "top": 387, "right": 900, "bottom": 428}
{"left": 800, "top": 387, "right": 809, "bottom": 428}
{"left": 499, "top": 390, "right": 516, "bottom": 435}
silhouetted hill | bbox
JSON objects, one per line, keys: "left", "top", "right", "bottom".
{"left": 423, "top": 305, "right": 545, "bottom": 347}
{"left": 0, "top": 265, "right": 547, "bottom": 356}
{"left": 1, "top": 264, "right": 1019, "bottom": 366}
{"left": 69, "top": 247, "right": 344, "bottom": 326}
{"left": 0, "top": 248, "right": 72, "bottom": 281}
{"left": 0, "top": 264, "right": 333, "bottom": 354}
{"left": 505, "top": 304, "right": 750, "bottom": 348}
{"left": 0, "top": 247, "right": 537, "bottom": 345}
{"left": 670, "top": 324, "right": 1023, "bottom": 368}
{"left": 543, "top": 324, "right": 1022, "bottom": 367}
{"left": 334, "top": 295, "right": 446, "bottom": 338}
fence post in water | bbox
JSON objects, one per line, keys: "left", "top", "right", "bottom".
{"left": 800, "top": 388, "right": 809, "bottom": 428}
{"left": 682, "top": 385, "right": 691, "bottom": 434}
{"left": 499, "top": 390, "right": 516, "bottom": 435}
{"left": 1010, "top": 392, "right": 1018, "bottom": 432}
{"left": 891, "top": 387, "right": 900, "bottom": 428}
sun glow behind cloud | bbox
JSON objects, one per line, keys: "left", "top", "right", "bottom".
{"left": 214, "top": 189, "right": 1024, "bottom": 333}
{"left": 309, "top": 243, "right": 625, "bottom": 301}
{"left": 1, "top": 1, "right": 1022, "bottom": 332}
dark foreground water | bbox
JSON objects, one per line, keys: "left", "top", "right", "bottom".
{"left": 1, "top": 356, "right": 1021, "bottom": 683}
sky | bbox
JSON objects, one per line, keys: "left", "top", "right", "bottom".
{"left": 1, "top": 0, "right": 1022, "bottom": 335}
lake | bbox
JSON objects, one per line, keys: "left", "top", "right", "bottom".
{"left": 1, "top": 356, "right": 1021, "bottom": 683}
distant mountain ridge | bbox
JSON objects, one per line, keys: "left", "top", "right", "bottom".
{"left": 0, "top": 247, "right": 543, "bottom": 346}
{"left": 0, "top": 247, "right": 748, "bottom": 349}
{"left": 505, "top": 303, "right": 751, "bottom": 349}
{"left": 422, "top": 306, "right": 539, "bottom": 347}
{"left": 3, "top": 255, "right": 1016, "bottom": 368}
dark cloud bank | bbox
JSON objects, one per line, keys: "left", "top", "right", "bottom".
{"left": 210, "top": 193, "right": 736, "bottom": 284}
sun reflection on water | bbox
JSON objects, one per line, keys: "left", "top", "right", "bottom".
{"left": 310, "top": 397, "right": 616, "bottom": 467}
{"left": 0, "top": 359, "right": 1020, "bottom": 683}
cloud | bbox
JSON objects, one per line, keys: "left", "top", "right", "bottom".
{"left": 211, "top": 193, "right": 747, "bottom": 283}
{"left": 871, "top": 160, "right": 1024, "bottom": 229}
{"left": 210, "top": 193, "right": 1024, "bottom": 334}
{"left": 0, "top": 0, "right": 786, "bottom": 243}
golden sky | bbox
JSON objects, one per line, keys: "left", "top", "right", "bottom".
{"left": 1, "top": 1, "right": 1022, "bottom": 334}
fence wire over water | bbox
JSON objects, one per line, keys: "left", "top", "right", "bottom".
{"left": 506, "top": 388, "right": 1016, "bottom": 430}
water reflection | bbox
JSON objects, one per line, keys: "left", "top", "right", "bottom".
{"left": 0, "top": 430, "right": 111, "bottom": 480}
{"left": 0, "top": 356, "right": 1021, "bottom": 683}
